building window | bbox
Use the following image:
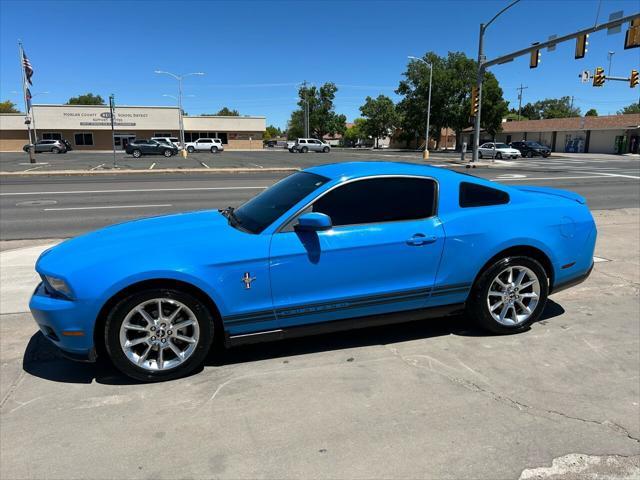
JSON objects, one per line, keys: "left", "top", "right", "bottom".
{"left": 42, "top": 132, "right": 62, "bottom": 140}
{"left": 154, "top": 132, "right": 172, "bottom": 137}
{"left": 217, "top": 132, "right": 228, "bottom": 144}
{"left": 74, "top": 133, "right": 94, "bottom": 146}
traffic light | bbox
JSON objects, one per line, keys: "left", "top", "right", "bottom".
{"left": 631, "top": 70, "right": 639, "bottom": 88}
{"left": 470, "top": 86, "right": 479, "bottom": 117}
{"left": 575, "top": 34, "right": 588, "bottom": 59}
{"left": 593, "top": 67, "right": 606, "bottom": 87}
{"left": 529, "top": 42, "right": 541, "bottom": 68}
{"left": 624, "top": 18, "right": 640, "bottom": 49}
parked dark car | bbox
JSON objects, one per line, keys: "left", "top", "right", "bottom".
{"left": 126, "top": 139, "right": 178, "bottom": 158}
{"left": 510, "top": 141, "right": 551, "bottom": 158}
{"left": 23, "top": 139, "right": 68, "bottom": 154}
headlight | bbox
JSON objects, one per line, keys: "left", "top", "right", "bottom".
{"left": 44, "top": 275, "right": 72, "bottom": 297}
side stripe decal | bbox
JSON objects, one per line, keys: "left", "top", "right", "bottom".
{"left": 223, "top": 283, "right": 471, "bottom": 325}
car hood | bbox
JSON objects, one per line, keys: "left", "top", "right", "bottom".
{"left": 36, "top": 209, "right": 248, "bottom": 275}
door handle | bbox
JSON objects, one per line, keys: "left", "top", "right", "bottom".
{"left": 406, "top": 234, "right": 437, "bottom": 246}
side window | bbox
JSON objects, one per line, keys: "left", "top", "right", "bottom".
{"left": 299, "top": 139, "right": 306, "bottom": 143}
{"left": 312, "top": 177, "right": 436, "bottom": 227}
{"left": 459, "top": 182, "right": 509, "bottom": 208}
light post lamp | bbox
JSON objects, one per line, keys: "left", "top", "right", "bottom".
{"left": 472, "top": 0, "right": 521, "bottom": 164}
{"left": 408, "top": 56, "right": 433, "bottom": 159}
{"left": 154, "top": 70, "right": 204, "bottom": 151}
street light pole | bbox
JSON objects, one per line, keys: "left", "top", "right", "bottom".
{"left": 408, "top": 56, "right": 433, "bottom": 159}
{"left": 154, "top": 70, "right": 204, "bottom": 152}
{"left": 472, "top": 0, "right": 521, "bottom": 164}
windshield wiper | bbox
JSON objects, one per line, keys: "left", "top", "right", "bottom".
{"left": 220, "top": 206, "right": 242, "bottom": 227}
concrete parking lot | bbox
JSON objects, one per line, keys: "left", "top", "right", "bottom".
{"left": 0, "top": 208, "right": 638, "bottom": 480}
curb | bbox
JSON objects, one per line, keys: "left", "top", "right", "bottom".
{"left": 0, "top": 167, "right": 300, "bottom": 177}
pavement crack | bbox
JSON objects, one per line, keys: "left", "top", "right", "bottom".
{"left": 384, "top": 345, "right": 640, "bottom": 445}
{"left": 0, "top": 370, "right": 26, "bottom": 411}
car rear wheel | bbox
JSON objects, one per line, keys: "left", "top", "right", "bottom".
{"left": 51, "top": 147, "right": 60, "bottom": 154}
{"left": 467, "top": 256, "right": 548, "bottom": 334}
{"left": 526, "top": 151, "right": 533, "bottom": 158}
{"left": 132, "top": 149, "right": 142, "bottom": 158}
{"left": 163, "top": 149, "right": 172, "bottom": 157}
{"left": 300, "top": 146, "right": 308, "bottom": 153}
{"left": 211, "top": 146, "right": 218, "bottom": 153}
{"left": 105, "top": 288, "right": 216, "bottom": 382}
{"left": 187, "top": 146, "right": 195, "bottom": 153}
{"left": 496, "top": 152, "right": 502, "bottom": 159}
{"left": 478, "top": 151, "right": 483, "bottom": 159}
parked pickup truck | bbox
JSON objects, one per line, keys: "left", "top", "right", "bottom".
{"left": 185, "top": 138, "right": 224, "bottom": 153}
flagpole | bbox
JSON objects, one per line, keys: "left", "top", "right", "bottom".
{"left": 18, "top": 40, "right": 35, "bottom": 164}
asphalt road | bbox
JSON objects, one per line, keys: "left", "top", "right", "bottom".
{"left": 0, "top": 152, "right": 638, "bottom": 240}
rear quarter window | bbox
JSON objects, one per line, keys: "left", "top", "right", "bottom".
{"left": 459, "top": 182, "right": 510, "bottom": 208}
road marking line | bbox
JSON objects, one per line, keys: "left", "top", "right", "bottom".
{"left": 200, "top": 161, "right": 210, "bottom": 169}
{"left": 250, "top": 163, "right": 264, "bottom": 168}
{"left": 44, "top": 204, "right": 173, "bottom": 211}
{"left": 583, "top": 171, "right": 640, "bottom": 180}
{"left": 90, "top": 164, "right": 105, "bottom": 171}
{"left": 149, "top": 162, "right": 156, "bottom": 170}
{"left": 593, "top": 256, "right": 611, "bottom": 263}
{"left": 22, "top": 166, "right": 43, "bottom": 172}
{"left": 492, "top": 175, "right": 638, "bottom": 182}
{"left": 1, "top": 186, "right": 268, "bottom": 196}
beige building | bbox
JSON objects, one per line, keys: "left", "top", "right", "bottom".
{"left": 0, "top": 104, "right": 266, "bottom": 151}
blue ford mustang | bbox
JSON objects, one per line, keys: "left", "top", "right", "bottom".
{"left": 30, "top": 162, "right": 596, "bottom": 381}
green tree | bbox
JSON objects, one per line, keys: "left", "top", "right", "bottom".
{"left": 263, "top": 125, "right": 282, "bottom": 141}
{"left": 214, "top": 107, "right": 240, "bottom": 116}
{"left": 66, "top": 93, "right": 105, "bottom": 105}
{"left": 519, "top": 97, "right": 580, "bottom": 119}
{"left": 359, "top": 95, "right": 398, "bottom": 148}
{"left": 0, "top": 100, "right": 20, "bottom": 113}
{"left": 342, "top": 118, "right": 367, "bottom": 146}
{"left": 618, "top": 102, "right": 640, "bottom": 114}
{"left": 287, "top": 82, "right": 346, "bottom": 140}
{"left": 585, "top": 108, "right": 598, "bottom": 116}
{"left": 396, "top": 51, "right": 508, "bottom": 148}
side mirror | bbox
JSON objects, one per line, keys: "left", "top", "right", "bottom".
{"left": 295, "top": 212, "right": 332, "bottom": 232}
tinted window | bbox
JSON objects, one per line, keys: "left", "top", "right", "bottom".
{"left": 199, "top": 139, "right": 212, "bottom": 143}
{"left": 495, "top": 143, "right": 509, "bottom": 148}
{"left": 235, "top": 171, "right": 329, "bottom": 234}
{"left": 459, "top": 182, "right": 509, "bottom": 208}
{"left": 312, "top": 177, "right": 436, "bottom": 227}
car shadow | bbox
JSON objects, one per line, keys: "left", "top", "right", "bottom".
{"left": 22, "top": 300, "right": 565, "bottom": 385}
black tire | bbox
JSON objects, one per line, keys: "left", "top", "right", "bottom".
{"left": 163, "top": 149, "right": 172, "bottom": 157}
{"left": 322, "top": 146, "right": 330, "bottom": 153}
{"left": 526, "top": 151, "right": 533, "bottom": 158}
{"left": 51, "top": 147, "right": 60, "bottom": 154}
{"left": 105, "top": 288, "right": 216, "bottom": 382}
{"left": 496, "top": 152, "right": 502, "bottom": 159}
{"left": 211, "top": 146, "right": 218, "bottom": 153}
{"left": 301, "top": 146, "right": 308, "bottom": 153}
{"left": 187, "top": 146, "right": 195, "bottom": 153}
{"left": 288, "top": 148, "right": 294, "bottom": 153}
{"left": 132, "top": 149, "right": 142, "bottom": 158}
{"left": 466, "top": 256, "right": 549, "bottom": 334}
{"left": 478, "top": 151, "right": 483, "bottom": 159}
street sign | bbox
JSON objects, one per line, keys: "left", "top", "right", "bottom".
{"left": 608, "top": 11, "right": 623, "bottom": 35}
{"left": 547, "top": 34, "right": 558, "bottom": 51}
{"left": 580, "top": 70, "right": 591, "bottom": 83}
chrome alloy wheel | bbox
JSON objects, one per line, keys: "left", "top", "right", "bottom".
{"left": 119, "top": 298, "right": 200, "bottom": 371}
{"left": 487, "top": 266, "right": 540, "bottom": 326}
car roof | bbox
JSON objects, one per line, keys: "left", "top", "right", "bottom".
{"left": 305, "top": 161, "right": 462, "bottom": 182}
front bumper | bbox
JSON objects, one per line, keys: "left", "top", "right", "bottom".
{"left": 29, "top": 282, "right": 97, "bottom": 361}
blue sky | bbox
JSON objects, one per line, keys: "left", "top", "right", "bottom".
{"left": 1, "top": 0, "right": 639, "bottom": 129}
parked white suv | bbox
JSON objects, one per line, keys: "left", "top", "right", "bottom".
{"left": 185, "top": 138, "right": 224, "bottom": 153}
{"left": 289, "top": 138, "right": 331, "bottom": 153}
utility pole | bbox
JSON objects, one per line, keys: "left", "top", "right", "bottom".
{"left": 109, "top": 94, "right": 117, "bottom": 169}
{"left": 516, "top": 84, "right": 528, "bottom": 121}
{"left": 408, "top": 56, "right": 433, "bottom": 159}
{"left": 301, "top": 80, "right": 310, "bottom": 138}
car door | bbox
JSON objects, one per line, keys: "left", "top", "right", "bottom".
{"left": 308, "top": 139, "right": 320, "bottom": 152}
{"left": 147, "top": 140, "right": 160, "bottom": 154}
{"left": 269, "top": 176, "right": 445, "bottom": 329}
{"left": 197, "top": 139, "right": 211, "bottom": 151}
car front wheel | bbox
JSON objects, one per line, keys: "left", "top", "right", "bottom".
{"left": 105, "top": 288, "right": 216, "bottom": 382}
{"left": 467, "top": 256, "right": 548, "bottom": 334}
{"left": 132, "top": 149, "right": 142, "bottom": 158}
{"left": 322, "top": 146, "right": 330, "bottom": 153}
{"left": 478, "top": 151, "right": 483, "bottom": 159}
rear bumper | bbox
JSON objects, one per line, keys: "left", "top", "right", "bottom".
{"left": 551, "top": 262, "right": 593, "bottom": 294}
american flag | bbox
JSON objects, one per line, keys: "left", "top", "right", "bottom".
{"left": 22, "top": 50, "right": 33, "bottom": 85}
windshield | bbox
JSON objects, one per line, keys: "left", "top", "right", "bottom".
{"left": 233, "top": 171, "right": 329, "bottom": 233}
{"left": 495, "top": 143, "right": 509, "bottom": 149}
